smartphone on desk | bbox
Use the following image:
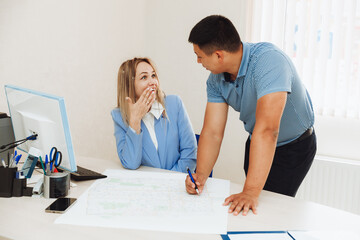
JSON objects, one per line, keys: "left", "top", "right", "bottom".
{"left": 45, "top": 197, "right": 77, "bottom": 213}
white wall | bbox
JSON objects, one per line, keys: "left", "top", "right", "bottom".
{"left": 0, "top": 0, "right": 146, "bottom": 168}
{"left": 140, "top": 0, "right": 249, "bottom": 183}
{"left": 314, "top": 116, "right": 360, "bottom": 161}
{"left": 0, "top": 0, "right": 249, "bottom": 184}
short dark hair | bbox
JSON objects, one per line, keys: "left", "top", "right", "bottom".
{"left": 188, "top": 15, "right": 242, "bottom": 55}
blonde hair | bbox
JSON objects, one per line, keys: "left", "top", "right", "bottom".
{"left": 117, "top": 57, "right": 166, "bottom": 125}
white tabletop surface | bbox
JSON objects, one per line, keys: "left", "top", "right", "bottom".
{"left": 0, "top": 156, "right": 359, "bottom": 240}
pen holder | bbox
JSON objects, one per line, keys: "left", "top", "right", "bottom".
{"left": 0, "top": 167, "right": 17, "bottom": 197}
{"left": 43, "top": 172, "right": 70, "bottom": 198}
{"left": 12, "top": 178, "right": 27, "bottom": 197}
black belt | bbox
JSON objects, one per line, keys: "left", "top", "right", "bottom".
{"left": 287, "top": 127, "right": 314, "bottom": 145}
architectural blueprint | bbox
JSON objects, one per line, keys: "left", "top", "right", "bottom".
{"left": 55, "top": 169, "right": 230, "bottom": 234}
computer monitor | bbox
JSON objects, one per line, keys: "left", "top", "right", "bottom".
{"left": 4, "top": 85, "right": 77, "bottom": 172}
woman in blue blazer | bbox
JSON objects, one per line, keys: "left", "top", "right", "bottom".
{"left": 111, "top": 57, "right": 197, "bottom": 173}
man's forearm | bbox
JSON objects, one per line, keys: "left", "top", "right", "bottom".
{"left": 195, "top": 130, "right": 223, "bottom": 178}
{"left": 243, "top": 130, "right": 277, "bottom": 196}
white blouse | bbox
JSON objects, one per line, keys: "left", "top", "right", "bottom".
{"left": 141, "top": 101, "right": 165, "bottom": 150}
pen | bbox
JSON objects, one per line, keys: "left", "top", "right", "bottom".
{"left": 9, "top": 154, "right": 21, "bottom": 168}
{"left": 45, "top": 155, "right": 51, "bottom": 175}
{"left": 9, "top": 158, "right": 14, "bottom": 168}
{"left": 9, "top": 157, "right": 14, "bottom": 168}
{"left": 9, "top": 150, "right": 17, "bottom": 167}
{"left": 16, "top": 154, "right": 22, "bottom": 164}
{"left": 45, "top": 155, "right": 48, "bottom": 169}
{"left": 14, "top": 154, "right": 22, "bottom": 167}
{"left": 49, "top": 161, "right": 53, "bottom": 173}
{"left": 187, "top": 167, "right": 199, "bottom": 195}
{"left": 39, "top": 156, "right": 46, "bottom": 175}
{"left": 1, "top": 158, "right": 7, "bottom": 168}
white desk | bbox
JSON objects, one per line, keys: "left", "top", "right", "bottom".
{"left": 0, "top": 156, "right": 359, "bottom": 240}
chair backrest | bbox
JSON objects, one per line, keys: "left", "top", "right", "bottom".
{"left": 195, "top": 134, "right": 213, "bottom": 178}
{"left": 195, "top": 134, "right": 200, "bottom": 143}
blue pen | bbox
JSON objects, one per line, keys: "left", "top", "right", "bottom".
{"left": 187, "top": 167, "right": 200, "bottom": 195}
{"left": 45, "top": 155, "right": 48, "bottom": 173}
{"left": 9, "top": 154, "right": 21, "bottom": 168}
{"left": 14, "top": 154, "right": 22, "bottom": 165}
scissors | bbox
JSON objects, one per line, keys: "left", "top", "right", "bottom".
{"left": 49, "top": 147, "right": 62, "bottom": 169}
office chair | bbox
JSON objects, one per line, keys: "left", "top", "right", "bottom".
{"left": 195, "top": 134, "right": 213, "bottom": 178}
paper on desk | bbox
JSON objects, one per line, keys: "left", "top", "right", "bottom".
{"left": 55, "top": 169, "right": 230, "bottom": 234}
{"left": 228, "top": 232, "right": 293, "bottom": 240}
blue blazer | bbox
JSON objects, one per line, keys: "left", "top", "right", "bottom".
{"left": 111, "top": 95, "right": 197, "bottom": 173}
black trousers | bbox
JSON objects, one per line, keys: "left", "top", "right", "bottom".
{"left": 244, "top": 130, "right": 317, "bottom": 197}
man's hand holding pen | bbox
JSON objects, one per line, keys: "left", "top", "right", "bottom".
{"left": 185, "top": 170, "right": 207, "bottom": 195}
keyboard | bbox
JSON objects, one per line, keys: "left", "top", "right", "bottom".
{"left": 70, "top": 165, "right": 107, "bottom": 181}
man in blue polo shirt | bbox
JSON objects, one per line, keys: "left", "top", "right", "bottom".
{"left": 185, "top": 15, "right": 316, "bottom": 216}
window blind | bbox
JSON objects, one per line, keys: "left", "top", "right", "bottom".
{"left": 246, "top": 0, "right": 360, "bottom": 119}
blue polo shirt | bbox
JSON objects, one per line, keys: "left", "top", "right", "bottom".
{"left": 207, "top": 42, "right": 314, "bottom": 146}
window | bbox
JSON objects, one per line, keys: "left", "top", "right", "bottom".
{"left": 245, "top": 0, "right": 360, "bottom": 119}
{"left": 244, "top": 0, "right": 360, "bottom": 160}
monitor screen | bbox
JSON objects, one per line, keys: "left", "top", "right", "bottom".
{"left": 4, "top": 85, "right": 77, "bottom": 172}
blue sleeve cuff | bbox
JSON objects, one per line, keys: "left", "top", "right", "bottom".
{"left": 128, "top": 125, "right": 142, "bottom": 135}
{"left": 207, "top": 97, "right": 226, "bottom": 103}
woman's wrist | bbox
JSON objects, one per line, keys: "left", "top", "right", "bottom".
{"left": 129, "top": 117, "right": 141, "bottom": 134}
